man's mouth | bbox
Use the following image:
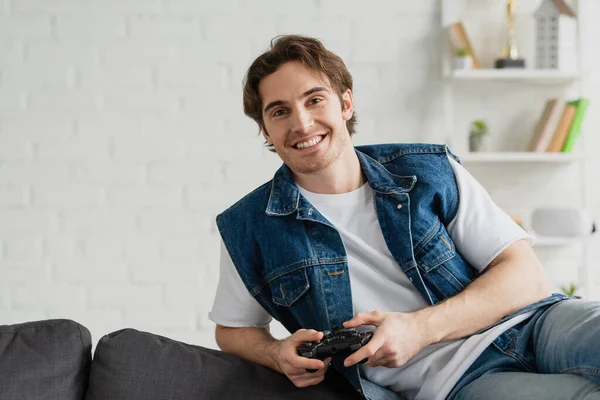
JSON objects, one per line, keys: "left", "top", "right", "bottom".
{"left": 294, "top": 134, "right": 326, "bottom": 149}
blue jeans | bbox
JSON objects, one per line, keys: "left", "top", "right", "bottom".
{"left": 447, "top": 299, "right": 600, "bottom": 400}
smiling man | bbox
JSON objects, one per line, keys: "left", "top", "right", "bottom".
{"left": 209, "top": 35, "right": 600, "bottom": 400}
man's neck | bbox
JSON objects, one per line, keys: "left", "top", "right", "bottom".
{"left": 292, "top": 148, "right": 366, "bottom": 195}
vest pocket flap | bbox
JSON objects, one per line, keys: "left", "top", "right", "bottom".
{"left": 269, "top": 268, "right": 310, "bottom": 307}
{"left": 416, "top": 224, "right": 456, "bottom": 272}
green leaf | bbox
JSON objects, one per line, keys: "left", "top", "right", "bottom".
{"left": 560, "top": 283, "right": 578, "bottom": 296}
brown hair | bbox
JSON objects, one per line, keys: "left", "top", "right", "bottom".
{"left": 242, "top": 35, "right": 357, "bottom": 151}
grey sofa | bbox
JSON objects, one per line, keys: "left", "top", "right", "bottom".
{"left": 0, "top": 319, "right": 363, "bottom": 400}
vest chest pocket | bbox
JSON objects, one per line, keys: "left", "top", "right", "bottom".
{"left": 415, "top": 222, "right": 456, "bottom": 272}
{"left": 269, "top": 267, "right": 311, "bottom": 307}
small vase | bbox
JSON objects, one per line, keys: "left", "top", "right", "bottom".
{"left": 469, "top": 135, "right": 484, "bottom": 152}
{"left": 453, "top": 56, "right": 473, "bottom": 70}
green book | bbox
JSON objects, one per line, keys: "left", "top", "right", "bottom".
{"left": 561, "top": 98, "right": 590, "bottom": 153}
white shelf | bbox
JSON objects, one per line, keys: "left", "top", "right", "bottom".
{"left": 460, "top": 152, "right": 579, "bottom": 163}
{"left": 447, "top": 69, "right": 580, "bottom": 84}
{"left": 442, "top": 0, "right": 591, "bottom": 297}
{"left": 533, "top": 236, "right": 584, "bottom": 248}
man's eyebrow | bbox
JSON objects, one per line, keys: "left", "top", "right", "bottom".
{"left": 302, "top": 86, "right": 328, "bottom": 98}
{"left": 263, "top": 86, "right": 329, "bottom": 114}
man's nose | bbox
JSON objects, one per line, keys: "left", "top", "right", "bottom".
{"left": 290, "top": 108, "right": 314, "bottom": 133}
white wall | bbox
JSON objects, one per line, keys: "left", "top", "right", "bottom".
{"left": 1, "top": 0, "right": 598, "bottom": 349}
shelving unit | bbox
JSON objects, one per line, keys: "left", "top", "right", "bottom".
{"left": 441, "top": 0, "right": 590, "bottom": 297}
{"left": 460, "top": 151, "right": 579, "bottom": 163}
{"left": 533, "top": 236, "right": 585, "bottom": 248}
{"left": 446, "top": 69, "right": 580, "bottom": 84}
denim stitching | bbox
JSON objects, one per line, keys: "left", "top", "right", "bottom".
{"left": 439, "top": 265, "right": 466, "bottom": 290}
{"left": 417, "top": 248, "right": 455, "bottom": 272}
{"left": 414, "top": 219, "right": 440, "bottom": 255}
{"left": 265, "top": 181, "right": 299, "bottom": 216}
{"left": 492, "top": 331, "right": 536, "bottom": 373}
{"left": 402, "top": 260, "right": 419, "bottom": 272}
{"left": 356, "top": 151, "right": 417, "bottom": 192}
{"left": 272, "top": 282, "right": 309, "bottom": 307}
{"left": 297, "top": 208, "right": 337, "bottom": 230}
{"left": 303, "top": 220, "right": 333, "bottom": 331}
{"left": 305, "top": 292, "right": 321, "bottom": 327}
{"left": 378, "top": 146, "right": 447, "bottom": 164}
{"left": 560, "top": 366, "right": 600, "bottom": 376}
{"left": 263, "top": 259, "right": 344, "bottom": 283}
{"left": 252, "top": 257, "right": 349, "bottom": 296}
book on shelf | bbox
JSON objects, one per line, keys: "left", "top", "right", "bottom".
{"left": 562, "top": 98, "right": 590, "bottom": 153}
{"left": 546, "top": 104, "right": 577, "bottom": 152}
{"left": 527, "top": 98, "right": 564, "bottom": 152}
{"left": 448, "top": 22, "right": 481, "bottom": 69}
{"left": 526, "top": 97, "right": 589, "bottom": 153}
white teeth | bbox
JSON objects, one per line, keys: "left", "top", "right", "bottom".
{"left": 295, "top": 135, "right": 323, "bottom": 149}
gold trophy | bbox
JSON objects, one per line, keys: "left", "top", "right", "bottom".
{"left": 495, "top": 0, "right": 526, "bottom": 68}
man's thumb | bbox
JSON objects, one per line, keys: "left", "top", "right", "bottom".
{"left": 292, "top": 329, "right": 323, "bottom": 344}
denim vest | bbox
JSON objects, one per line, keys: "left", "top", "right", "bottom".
{"left": 216, "top": 143, "right": 566, "bottom": 399}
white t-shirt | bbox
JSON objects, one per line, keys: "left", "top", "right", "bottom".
{"left": 209, "top": 157, "right": 533, "bottom": 400}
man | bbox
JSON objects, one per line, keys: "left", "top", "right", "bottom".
{"left": 209, "top": 35, "right": 600, "bottom": 400}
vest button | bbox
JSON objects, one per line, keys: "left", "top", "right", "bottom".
{"left": 397, "top": 204, "right": 402, "bottom": 209}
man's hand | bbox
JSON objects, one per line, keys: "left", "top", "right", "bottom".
{"left": 342, "top": 311, "right": 429, "bottom": 368}
{"left": 277, "top": 329, "right": 332, "bottom": 388}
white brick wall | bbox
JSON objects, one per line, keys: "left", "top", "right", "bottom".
{"left": 1, "top": 0, "right": 599, "bottom": 350}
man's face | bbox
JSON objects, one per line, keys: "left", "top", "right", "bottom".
{"left": 258, "top": 61, "right": 354, "bottom": 175}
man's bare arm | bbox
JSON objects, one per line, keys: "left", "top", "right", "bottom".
{"left": 215, "top": 324, "right": 283, "bottom": 373}
{"left": 215, "top": 325, "right": 331, "bottom": 388}
{"left": 417, "top": 238, "right": 552, "bottom": 345}
{"left": 343, "top": 239, "right": 553, "bottom": 367}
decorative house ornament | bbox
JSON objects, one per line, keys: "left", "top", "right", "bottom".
{"left": 534, "top": 0, "right": 578, "bottom": 71}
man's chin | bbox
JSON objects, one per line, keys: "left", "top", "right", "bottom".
{"left": 286, "top": 159, "right": 332, "bottom": 175}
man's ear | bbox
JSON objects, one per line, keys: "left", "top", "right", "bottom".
{"left": 261, "top": 125, "right": 272, "bottom": 145}
{"left": 341, "top": 89, "right": 354, "bottom": 121}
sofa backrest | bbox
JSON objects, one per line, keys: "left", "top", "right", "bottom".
{"left": 86, "top": 328, "right": 361, "bottom": 400}
{"left": 0, "top": 319, "right": 362, "bottom": 400}
{"left": 0, "top": 319, "right": 92, "bottom": 400}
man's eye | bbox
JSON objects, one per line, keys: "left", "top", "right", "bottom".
{"left": 273, "top": 109, "right": 286, "bottom": 117}
{"left": 310, "top": 98, "right": 322, "bottom": 104}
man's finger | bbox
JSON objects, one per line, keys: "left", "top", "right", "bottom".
{"left": 296, "top": 358, "right": 330, "bottom": 378}
{"left": 291, "top": 356, "right": 326, "bottom": 371}
{"left": 342, "top": 317, "right": 361, "bottom": 329}
{"left": 291, "top": 329, "right": 323, "bottom": 344}
{"left": 343, "top": 311, "right": 385, "bottom": 328}
{"left": 296, "top": 375, "right": 325, "bottom": 388}
{"left": 365, "top": 349, "right": 387, "bottom": 366}
{"left": 343, "top": 334, "right": 384, "bottom": 367}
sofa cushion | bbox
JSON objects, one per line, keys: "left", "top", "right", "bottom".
{"left": 0, "top": 319, "right": 92, "bottom": 400}
{"left": 86, "top": 328, "right": 363, "bottom": 400}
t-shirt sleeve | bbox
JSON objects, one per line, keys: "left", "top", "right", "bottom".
{"left": 446, "top": 156, "right": 532, "bottom": 272}
{"left": 208, "top": 239, "right": 272, "bottom": 328}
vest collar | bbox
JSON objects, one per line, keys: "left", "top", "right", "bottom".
{"left": 265, "top": 148, "right": 417, "bottom": 217}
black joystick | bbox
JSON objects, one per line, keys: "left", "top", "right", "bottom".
{"left": 297, "top": 328, "right": 374, "bottom": 373}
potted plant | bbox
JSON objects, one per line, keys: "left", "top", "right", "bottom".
{"left": 469, "top": 120, "right": 488, "bottom": 152}
{"left": 453, "top": 48, "right": 473, "bottom": 70}
{"left": 560, "top": 283, "right": 578, "bottom": 297}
